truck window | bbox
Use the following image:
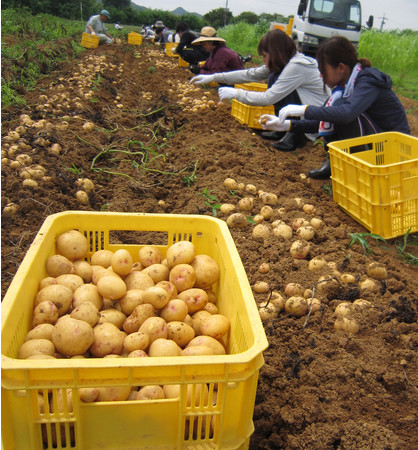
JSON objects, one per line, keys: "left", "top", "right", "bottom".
{"left": 310, "top": 0, "right": 361, "bottom": 25}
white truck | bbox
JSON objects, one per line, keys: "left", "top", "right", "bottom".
{"left": 292, "top": 0, "right": 373, "bottom": 56}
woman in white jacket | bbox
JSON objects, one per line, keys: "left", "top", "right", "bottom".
{"left": 191, "top": 29, "right": 329, "bottom": 151}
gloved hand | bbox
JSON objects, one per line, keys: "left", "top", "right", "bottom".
{"left": 189, "top": 64, "right": 201, "bottom": 75}
{"left": 189, "top": 74, "right": 216, "bottom": 85}
{"left": 218, "top": 87, "right": 237, "bottom": 101}
{"left": 91, "top": 31, "right": 96, "bottom": 35}
{"left": 278, "top": 104, "right": 308, "bottom": 123}
{"left": 259, "top": 115, "right": 291, "bottom": 132}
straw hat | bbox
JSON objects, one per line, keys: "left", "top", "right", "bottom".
{"left": 192, "top": 27, "right": 225, "bottom": 44}
{"left": 154, "top": 20, "right": 165, "bottom": 27}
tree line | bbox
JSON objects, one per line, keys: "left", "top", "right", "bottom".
{"left": 1, "top": 0, "right": 289, "bottom": 31}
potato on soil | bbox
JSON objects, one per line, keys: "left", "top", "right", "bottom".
{"left": 72, "top": 283, "right": 103, "bottom": 311}
{"left": 334, "top": 316, "right": 359, "bottom": 334}
{"left": 285, "top": 296, "right": 308, "bottom": 316}
{"left": 366, "top": 262, "right": 388, "bottom": 280}
{"left": 186, "top": 335, "right": 226, "bottom": 355}
{"left": 160, "top": 299, "right": 189, "bottom": 322}
{"left": 253, "top": 281, "right": 270, "bottom": 294}
{"left": 226, "top": 213, "right": 248, "bottom": 228}
{"left": 238, "top": 196, "right": 254, "bottom": 212}
{"left": 97, "top": 275, "right": 127, "bottom": 300}
{"left": 52, "top": 318, "right": 94, "bottom": 357}
{"left": 138, "top": 245, "right": 162, "bottom": 267}
{"left": 252, "top": 224, "right": 271, "bottom": 241}
{"left": 18, "top": 338, "right": 56, "bottom": 359}
{"left": 169, "top": 263, "right": 196, "bottom": 292}
{"left": 45, "top": 254, "right": 74, "bottom": 278}
{"left": 148, "top": 338, "right": 182, "bottom": 356}
{"left": 259, "top": 192, "right": 279, "bottom": 205}
{"left": 273, "top": 223, "right": 293, "bottom": 240}
{"left": 33, "top": 300, "right": 59, "bottom": 327}
{"left": 259, "top": 303, "right": 278, "bottom": 321}
{"left": 122, "top": 303, "right": 155, "bottom": 334}
{"left": 123, "top": 331, "right": 149, "bottom": 353}
{"left": 289, "top": 240, "right": 310, "bottom": 259}
{"left": 166, "top": 240, "right": 196, "bottom": 268}
{"left": 56, "top": 229, "right": 88, "bottom": 261}
{"left": 190, "top": 254, "right": 220, "bottom": 289}
{"left": 200, "top": 314, "right": 230, "bottom": 340}
{"left": 178, "top": 288, "right": 208, "bottom": 314}
{"left": 136, "top": 385, "right": 165, "bottom": 400}
{"left": 25, "top": 323, "right": 55, "bottom": 342}
{"left": 70, "top": 302, "right": 100, "bottom": 327}
{"left": 139, "top": 316, "right": 168, "bottom": 344}
{"left": 89, "top": 322, "right": 127, "bottom": 357}
{"left": 98, "top": 309, "right": 126, "bottom": 329}
{"left": 111, "top": 249, "right": 133, "bottom": 276}
{"left": 35, "top": 284, "right": 73, "bottom": 317}
{"left": 142, "top": 263, "right": 170, "bottom": 283}
{"left": 124, "top": 270, "right": 154, "bottom": 290}
{"left": 167, "top": 321, "right": 195, "bottom": 348}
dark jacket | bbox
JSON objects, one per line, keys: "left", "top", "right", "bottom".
{"left": 200, "top": 43, "right": 244, "bottom": 74}
{"left": 176, "top": 30, "right": 199, "bottom": 53}
{"left": 292, "top": 67, "right": 410, "bottom": 135}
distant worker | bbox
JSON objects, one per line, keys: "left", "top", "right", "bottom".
{"left": 85, "top": 9, "right": 113, "bottom": 44}
{"left": 174, "top": 22, "right": 209, "bottom": 65}
{"left": 190, "top": 27, "right": 244, "bottom": 75}
{"left": 141, "top": 25, "right": 155, "bottom": 40}
{"left": 153, "top": 21, "right": 171, "bottom": 45}
{"left": 114, "top": 21, "right": 123, "bottom": 31}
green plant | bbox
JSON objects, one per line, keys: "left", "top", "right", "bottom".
{"left": 182, "top": 160, "right": 198, "bottom": 187}
{"left": 199, "top": 188, "right": 221, "bottom": 216}
{"left": 348, "top": 232, "right": 386, "bottom": 255}
{"left": 395, "top": 228, "right": 418, "bottom": 265}
{"left": 66, "top": 163, "right": 83, "bottom": 176}
{"left": 321, "top": 182, "right": 333, "bottom": 196}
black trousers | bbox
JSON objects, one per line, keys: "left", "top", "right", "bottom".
{"left": 179, "top": 48, "right": 209, "bottom": 65}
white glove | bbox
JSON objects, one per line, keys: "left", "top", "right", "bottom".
{"left": 259, "top": 115, "right": 291, "bottom": 132}
{"left": 278, "top": 104, "right": 307, "bottom": 123}
{"left": 218, "top": 87, "right": 237, "bottom": 101}
{"left": 91, "top": 31, "right": 96, "bottom": 35}
{"left": 189, "top": 74, "right": 216, "bottom": 85}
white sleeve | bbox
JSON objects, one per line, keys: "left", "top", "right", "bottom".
{"left": 213, "top": 65, "right": 270, "bottom": 85}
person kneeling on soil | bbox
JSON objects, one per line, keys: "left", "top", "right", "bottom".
{"left": 174, "top": 22, "right": 209, "bottom": 66}
{"left": 260, "top": 36, "right": 410, "bottom": 179}
{"left": 85, "top": 9, "right": 113, "bottom": 44}
{"left": 189, "top": 27, "right": 244, "bottom": 77}
{"left": 190, "top": 30, "right": 328, "bottom": 152}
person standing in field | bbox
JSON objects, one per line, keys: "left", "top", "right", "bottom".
{"left": 260, "top": 36, "right": 410, "bottom": 179}
{"left": 174, "top": 22, "right": 209, "bottom": 66}
{"left": 189, "top": 27, "right": 244, "bottom": 76}
{"left": 85, "top": 9, "right": 114, "bottom": 44}
{"left": 190, "top": 29, "right": 328, "bottom": 151}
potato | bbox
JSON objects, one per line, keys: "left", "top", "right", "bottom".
{"left": 166, "top": 241, "right": 196, "bottom": 268}
{"left": 18, "top": 338, "right": 55, "bottom": 359}
{"left": 186, "top": 335, "right": 226, "bottom": 355}
{"left": 259, "top": 303, "right": 278, "bottom": 320}
{"left": 70, "top": 302, "right": 100, "bottom": 327}
{"left": 35, "top": 284, "right": 73, "bottom": 317}
{"left": 252, "top": 281, "right": 270, "bottom": 294}
{"left": 334, "top": 302, "right": 353, "bottom": 317}
{"left": 119, "top": 289, "right": 145, "bottom": 315}
{"left": 45, "top": 254, "right": 74, "bottom": 278}
{"left": 91, "top": 265, "right": 112, "bottom": 285}
{"left": 142, "top": 286, "right": 170, "bottom": 309}
{"left": 259, "top": 191, "right": 279, "bottom": 205}
{"left": 99, "top": 309, "right": 126, "bottom": 329}
{"left": 169, "top": 264, "right": 196, "bottom": 293}
{"left": 203, "top": 302, "right": 218, "bottom": 314}
{"left": 97, "top": 275, "right": 127, "bottom": 300}
{"left": 128, "top": 349, "right": 148, "bottom": 358}
{"left": 138, "top": 245, "right": 162, "bottom": 267}
{"left": 123, "top": 331, "right": 149, "bottom": 353}
{"left": 139, "top": 317, "right": 168, "bottom": 344}
{"left": 90, "top": 249, "right": 113, "bottom": 268}
{"left": 272, "top": 224, "right": 293, "bottom": 240}
{"left": 160, "top": 299, "right": 188, "bottom": 322}
{"left": 142, "top": 264, "right": 170, "bottom": 283}
{"left": 252, "top": 224, "right": 271, "bottom": 241}
{"left": 52, "top": 318, "right": 94, "bottom": 357}
{"left": 148, "top": 338, "right": 182, "bottom": 356}
{"left": 226, "top": 213, "right": 248, "bottom": 228}
{"left": 296, "top": 225, "right": 315, "bottom": 241}
{"left": 111, "top": 249, "right": 133, "bottom": 276}
{"left": 190, "top": 255, "right": 220, "bottom": 289}
{"left": 166, "top": 321, "right": 195, "bottom": 348}
{"left": 124, "top": 271, "right": 154, "bottom": 290}
{"left": 178, "top": 288, "right": 208, "bottom": 314}
{"left": 238, "top": 196, "right": 254, "bottom": 212}
{"left": 123, "top": 303, "right": 155, "bottom": 334}
{"left": 79, "top": 387, "right": 100, "bottom": 403}
{"left": 156, "top": 280, "right": 178, "bottom": 300}
{"left": 89, "top": 322, "right": 127, "bottom": 357}
{"left": 25, "top": 323, "right": 55, "bottom": 342}
{"left": 56, "top": 274, "right": 84, "bottom": 292}
{"left": 284, "top": 283, "right": 305, "bottom": 297}
{"left": 96, "top": 386, "right": 132, "bottom": 402}
{"left": 136, "top": 385, "right": 165, "bottom": 400}
{"left": 32, "top": 300, "right": 59, "bottom": 327}
{"left": 191, "top": 310, "right": 212, "bottom": 335}
{"left": 38, "top": 276, "right": 57, "bottom": 290}
{"left": 366, "top": 262, "right": 388, "bottom": 280}
{"left": 56, "top": 230, "right": 88, "bottom": 261}
{"left": 200, "top": 314, "right": 230, "bottom": 340}
{"left": 181, "top": 346, "right": 215, "bottom": 356}
{"left": 308, "top": 256, "right": 327, "bottom": 271}
{"left": 163, "top": 383, "right": 209, "bottom": 407}
{"left": 285, "top": 296, "right": 308, "bottom": 316}
{"left": 289, "top": 240, "right": 310, "bottom": 259}
{"left": 72, "top": 283, "right": 103, "bottom": 310}
{"left": 334, "top": 316, "right": 359, "bottom": 334}
{"left": 219, "top": 203, "right": 236, "bottom": 215}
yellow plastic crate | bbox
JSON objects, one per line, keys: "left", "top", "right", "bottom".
{"left": 128, "top": 31, "right": 142, "bottom": 45}
{"left": 1, "top": 212, "right": 268, "bottom": 450}
{"left": 166, "top": 42, "right": 179, "bottom": 57}
{"left": 81, "top": 32, "right": 99, "bottom": 49}
{"left": 231, "top": 100, "right": 275, "bottom": 130}
{"left": 234, "top": 82, "right": 268, "bottom": 92}
{"left": 328, "top": 132, "right": 418, "bottom": 239}
{"left": 178, "top": 57, "right": 189, "bottom": 67}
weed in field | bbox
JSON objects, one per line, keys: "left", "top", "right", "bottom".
{"left": 199, "top": 188, "right": 221, "bottom": 216}
{"left": 348, "top": 232, "right": 386, "bottom": 254}
{"left": 182, "top": 161, "right": 199, "bottom": 187}
{"left": 66, "top": 164, "right": 83, "bottom": 176}
{"left": 321, "top": 183, "right": 333, "bottom": 196}
{"left": 395, "top": 228, "right": 418, "bottom": 265}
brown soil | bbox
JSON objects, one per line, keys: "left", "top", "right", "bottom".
{"left": 1, "top": 41, "right": 417, "bottom": 449}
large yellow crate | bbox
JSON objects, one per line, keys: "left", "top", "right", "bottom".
{"left": 81, "top": 32, "right": 99, "bottom": 49}
{"left": 234, "top": 82, "right": 268, "bottom": 92}
{"left": 328, "top": 132, "right": 418, "bottom": 239}
{"left": 1, "top": 212, "right": 268, "bottom": 450}
{"left": 178, "top": 57, "right": 189, "bottom": 67}
{"left": 166, "top": 42, "right": 179, "bottom": 57}
{"left": 128, "top": 31, "right": 142, "bottom": 45}
{"left": 231, "top": 100, "right": 275, "bottom": 130}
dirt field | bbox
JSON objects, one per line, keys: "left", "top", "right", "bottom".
{"left": 1, "top": 39, "right": 417, "bottom": 449}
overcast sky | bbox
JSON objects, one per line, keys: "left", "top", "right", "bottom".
{"left": 132, "top": 0, "right": 418, "bottom": 31}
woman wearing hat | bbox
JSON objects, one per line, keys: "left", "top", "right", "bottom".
{"left": 191, "top": 29, "right": 328, "bottom": 151}
{"left": 85, "top": 10, "right": 113, "bottom": 44}
{"left": 190, "top": 27, "right": 244, "bottom": 75}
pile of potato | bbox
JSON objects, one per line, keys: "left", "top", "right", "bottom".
{"left": 19, "top": 229, "right": 231, "bottom": 403}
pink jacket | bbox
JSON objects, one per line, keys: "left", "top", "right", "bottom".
{"left": 200, "top": 44, "right": 244, "bottom": 74}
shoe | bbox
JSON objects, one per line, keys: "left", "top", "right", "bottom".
{"left": 308, "top": 159, "right": 331, "bottom": 179}
{"left": 260, "top": 131, "right": 285, "bottom": 141}
{"left": 272, "top": 132, "right": 306, "bottom": 151}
